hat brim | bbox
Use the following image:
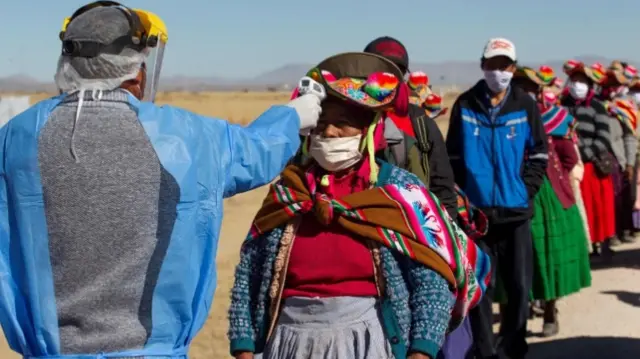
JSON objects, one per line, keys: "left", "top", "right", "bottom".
{"left": 309, "top": 52, "right": 404, "bottom": 110}
{"left": 605, "top": 69, "right": 630, "bottom": 86}
{"left": 483, "top": 52, "right": 516, "bottom": 62}
{"left": 564, "top": 65, "right": 604, "bottom": 84}
{"left": 515, "top": 67, "right": 552, "bottom": 86}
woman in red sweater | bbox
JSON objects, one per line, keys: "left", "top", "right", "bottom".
{"left": 228, "top": 52, "right": 491, "bottom": 359}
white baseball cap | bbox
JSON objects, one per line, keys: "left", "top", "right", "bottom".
{"left": 482, "top": 37, "right": 516, "bottom": 62}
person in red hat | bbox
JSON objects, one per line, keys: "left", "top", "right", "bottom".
{"left": 594, "top": 61, "right": 639, "bottom": 245}
{"left": 628, "top": 76, "right": 640, "bottom": 232}
{"left": 560, "top": 60, "right": 617, "bottom": 256}
{"left": 364, "top": 36, "right": 458, "bottom": 220}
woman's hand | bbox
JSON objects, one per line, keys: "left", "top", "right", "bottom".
{"left": 235, "top": 352, "right": 254, "bottom": 359}
{"left": 408, "top": 353, "right": 431, "bottom": 359}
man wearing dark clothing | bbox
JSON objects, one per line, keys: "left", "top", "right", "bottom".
{"left": 446, "top": 38, "right": 548, "bottom": 359}
{"left": 364, "top": 36, "right": 458, "bottom": 218}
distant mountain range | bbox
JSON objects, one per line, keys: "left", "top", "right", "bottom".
{"left": 0, "top": 55, "right": 629, "bottom": 92}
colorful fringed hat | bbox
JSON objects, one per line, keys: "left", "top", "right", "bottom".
{"left": 423, "top": 93, "right": 448, "bottom": 118}
{"left": 563, "top": 59, "right": 606, "bottom": 84}
{"left": 515, "top": 65, "right": 556, "bottom": 86}
{"left": 407, "top": 71, "right": 430, "bottom": 106}
{"left": 305, "top": 52, "right": 405, "bottom": 110}
{"left": 545, "top": 77, "right": 564, "bottom": 96}
{"left": 300, "top": 52, "right": 407, "bottom": 184}
{"left": 608, "top": 99, "right": 638, "bottom": 135}
{"left": 406, "top": 71, "right": 448, "bottom": 118}
{"left": 606, "top": 60, "right": 638, "bottom": 86}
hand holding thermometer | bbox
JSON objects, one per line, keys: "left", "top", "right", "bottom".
{"left": 297, "top": 76, "right": 326, "bottom": 101}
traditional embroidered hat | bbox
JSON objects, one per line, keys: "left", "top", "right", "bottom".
{"left": 563, "top": 59, "right": 606, "bottom": 84}
{"left": 605, "top": 60, "right": 637, "bottom": 86}
{"left": 305, "top": 52, "right": 406, "bottom": 110}
{"left": 515, "top": 65, "right": 556, "bottom": 86}
{"left": 423, "top": 93, "right": 448, "bottom": 118}
{"left": 407, "top": 71, "right": 429, "bottom": 104}
{"left": 406, "top": 71, "right": 448, "bottom": 118}
{"left": 607, "top": 99, "right": 638, "bottom": 135}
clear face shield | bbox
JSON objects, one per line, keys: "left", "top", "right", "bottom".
{"left": 142, "top": 40, "right": 165, "bottom": 102}
{"left": 134, "top": 9, "right": 168, "bottom": 103}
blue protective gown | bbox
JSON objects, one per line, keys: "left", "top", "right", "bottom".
{"left": 0, "top": 94, "right": 301, "bottom": 358}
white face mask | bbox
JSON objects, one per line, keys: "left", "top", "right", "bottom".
{"left": 631, "top": 92, "right": 640, "bottom": 105}
{"left": 568, "top": 81, "right": 589, "bottom": 100}
{"left": 309, "top": 134, "right": 363, "bottom": 172}
{"left": 483, "top": 70, "right": 513, "bottom": 93}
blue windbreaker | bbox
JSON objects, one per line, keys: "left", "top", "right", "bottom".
{"left": 446, "top": 81, "right": 548, "bottom": 223}
{"left": 0, "top": 93, "right": 300, "bottom": 358}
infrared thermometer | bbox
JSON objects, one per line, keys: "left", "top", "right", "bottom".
{"left": 297, "top": 76, "right": 326, "bottom": 100}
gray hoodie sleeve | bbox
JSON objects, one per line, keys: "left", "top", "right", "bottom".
{"left": 623, "top": 128, "right": 638, "bottom": 166}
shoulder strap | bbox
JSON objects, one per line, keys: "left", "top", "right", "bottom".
{"left": 409, "top": 105, "right": 431, "bottom": 185}
{"left": 409, "top": 105, "right": 431, "bottom": 153}
{"left": 389, "top": 141, "right": 407, "bottom": 168}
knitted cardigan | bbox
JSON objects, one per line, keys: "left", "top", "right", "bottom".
{"left": 228, "top": 162, "right": 455, "bottom": 359}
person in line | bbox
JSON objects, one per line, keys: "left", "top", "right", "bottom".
{"left": 594, "top": 61, "right": 639, "bottom": 245}
{"left": 228, "top": 52, "right": 491, "bottom": 359}
{"left": 628, "top": 75, "right": 640, "bottom": 232}
{"left": 404, "top": 70, "right": 479, "bottom": 359}
{"left": 446, "top": 38, "right": 548, "bottom": 359}
{"left": 560, "top": 60, "right": 616, "bottom": 256}
{"left": 0, "top": 3, "right": 323, "bottom": 358}
{"left": 546, "top": 77, "right": 593, "bottom": 248}
{"left": 364, "top": 36, "right": 458, "bottom": 218}
{"left": 509, "top": 65, "right": 591, "bottom": 337}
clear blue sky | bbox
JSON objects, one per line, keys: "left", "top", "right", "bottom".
{"left": 1, "top": 0, "right": 638, "bottom": 81}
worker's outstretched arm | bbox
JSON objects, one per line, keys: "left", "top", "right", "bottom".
{"left": 200, "top": 94, "right": 321, "bottom": 198}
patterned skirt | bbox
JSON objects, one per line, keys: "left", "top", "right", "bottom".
{"left": 262, "top": 296, "right": 393, "bottom": 359}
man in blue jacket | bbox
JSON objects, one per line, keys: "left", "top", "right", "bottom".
{"left": 446, "top": 38, "right": 548, "bottom": 359}
{"left": 0, "top": 3, "right": 321, "bottom": 359}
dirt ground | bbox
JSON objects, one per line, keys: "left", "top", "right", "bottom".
{"left": 1, "top": 94, "right": 639, "bottom": 358}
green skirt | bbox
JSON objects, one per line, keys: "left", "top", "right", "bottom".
{"left": 495, "top": 178, "right": 592, "bottom": 302}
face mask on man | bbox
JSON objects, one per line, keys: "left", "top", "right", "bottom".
{"left": 483, "top": 70, "right": 513, "bottom": 93}
{"left": 568, "top": 81, "right": 589, "bottom": 100}
{"left": 631, "top": 92, "right": 640, "bottom": 105}
{"left": 309, "top": 134, "right": 363, "bottom": 172}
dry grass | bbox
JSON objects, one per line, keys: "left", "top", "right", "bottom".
{"left": 0, "top": 91, "right": 455, "bottom": 359}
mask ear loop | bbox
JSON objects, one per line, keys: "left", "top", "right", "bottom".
{"left": 361, "top": 113, "right": 381, "bottom": 185}
{"left": 70, "top": 89, "right": 86, "bottom": 162}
